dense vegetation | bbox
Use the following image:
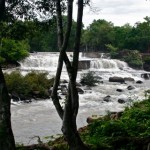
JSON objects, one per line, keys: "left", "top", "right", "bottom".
{"left": 4, "top": 71, "right": 54, "bottom": 100}
{"left": 1, "top": 16, "right": 150, "bottom": 69}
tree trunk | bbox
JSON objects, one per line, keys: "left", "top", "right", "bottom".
{"left": 52, "top": 0, "right": 89, "bottom": 149}
{"left": 0, "top": 66, "right": 16, "bottom": 150}
{"left": 0, "top": 1, "right": 16, "bottom": 149}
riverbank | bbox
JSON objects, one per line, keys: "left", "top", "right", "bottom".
{"left": 16, "top": 95, "right": 150, "bottom": 150}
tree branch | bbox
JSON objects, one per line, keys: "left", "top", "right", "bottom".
{"left": 52, "top": 0, "right": 74, "bottom": 120}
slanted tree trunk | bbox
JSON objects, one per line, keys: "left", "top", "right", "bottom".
{"left": 0, "top": 0, "right": 16, "bottom": 149}
{"left": 52, "top": 0, "right": 89, "bottom": 149}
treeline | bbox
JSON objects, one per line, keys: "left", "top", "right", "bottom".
{"left": 82, "top": 16, "right": 150, "bottom": 53}
{"left": 0, "top": 16, "right": 150, "bottom": 63}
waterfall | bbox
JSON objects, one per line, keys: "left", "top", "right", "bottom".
{"left": 19, "top": 52, "right": 73, "bottom": 71}
{"left": 90, "top": 59, "right": 128, "bottom": 71}
{"left": 19, "top": 52, "right": 129, "bottom": 72}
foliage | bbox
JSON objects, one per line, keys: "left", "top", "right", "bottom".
{"left": 4, "top": 71, "right": 54, "bottom": 100}
{"left": 80, "top": 71, "right": 101, "bottom": 86}
{"left": 105, "top": 44, "right": 118, "bottom": 58}
{"left": 120, "top": 50, "right": 143, "bottom": 69}
{"left": 0, "top": 38, "right": 29, "bottom": 63}
{"left": 80, "top": 97, "right": 150, "bottom": 150}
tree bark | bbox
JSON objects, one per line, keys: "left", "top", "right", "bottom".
{"left": 0, "top": 1, "right": 16, "bottom": 149}
{"left": 52, "top": 0, "right": 89, "bottom": 149}
{"left": 0, "top": 66, "right": 16, "bottom": 150}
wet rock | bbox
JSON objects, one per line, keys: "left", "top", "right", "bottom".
{"left": 103, "top": 95, "right": 111, "bottom": 102}
{"left": 109, "top": 77, "right": 125, "bottom": 83}
{"left": 124, "top": 77, "right": 135, "bottom": 82}
{"left": 77, "top": 87, "right": 84, "bottom": 94}
{"left": 136, "top": 80, "right": 143, "bottom": 84}
{"left": 141, "top": 73, "right": 150, "bottom": 80}
{"left": 110, "top": 111, "right": 123, "bottom": 119}
{"left": 11, "top": 93, "right": 20, "bottom": 102}
{"left": 61, "top": 80, "right": 68, "bottom": 83}
{"left": 78, "top": 60, "right": 90, "bottom": 70}
{"left": 127, "top": 85, "right": 135, "bottom": 90}
{"left": 76, "top": 82, "right": 82, "bottom": 87}
{"left": 24, "top": 100, "right": 32, "bottom": 103}
{"left": 116, "top": 89, "right": 123, "bottom": 92}
{"left": 84, "top": 86, "right": 92, "bottom": 90}
{"left": 87, "top": 115, "right": 102, "bottom": 124}
{"left": 118, "top": 98, "right": 126, "bottom": 104}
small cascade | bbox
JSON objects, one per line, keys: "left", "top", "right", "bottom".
{"left": 90, "top": 59, "right": 128, "bottom": 71}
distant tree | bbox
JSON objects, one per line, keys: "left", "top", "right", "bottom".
{"left": 82, "top": 19, "right": 114, "bottom": 51}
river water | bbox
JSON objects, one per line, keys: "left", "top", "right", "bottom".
{"left": 9, "top": 52, "right": 150, "bottom": 145}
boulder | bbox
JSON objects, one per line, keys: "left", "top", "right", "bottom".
{"left": 118, "top": 98, "right": 126, "bottom": 104}
{"left": 87, "top": 115, "right": 102, "bottom": 124}
{"left": 124, "top": 77, "right": 135, "bottom": 82}
{"left": 78, "top": 60, "right": 90, "bottom": 70}
{"left": 61, "top": 80, "right": 68, "bottom": 83}
{"left": 77, "top": 87, "right": 84, "bottom": 94}
{"left": 136, "top": 80, "right": 143, "bottom": 84}
{"left": 127, "top": 85, "right": 135, "bottom": 90}
{"left": 116, "top": 89, "right": 123, "bottom": 92}
{"left": 141, "top": 73, "right": 150, "bottom": 80}
{"left": 109, "top": 77, "right": 125, "bottom": 83}
{"left": 110, "top": 111, "right": 123, "bottom": 119}
{"left": 11, "top": 93, "right": 20, "bottom": 102}
{"left": 103, "top": 95, "right": 111, "bottom": 102}
{"left": 76, "top": 82, "right": 82, "bottom": 87}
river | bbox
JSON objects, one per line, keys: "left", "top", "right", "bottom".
{"left": 8, "top": 52, "right": 150, "bottom": 145}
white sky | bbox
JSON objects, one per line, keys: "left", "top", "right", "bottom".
{"left": 73, "top": 0, "right": 150, "bottom": 27}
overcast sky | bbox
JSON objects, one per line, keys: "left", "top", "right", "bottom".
{"left": 73, "top": 0, "right": 150, "bottom": 27}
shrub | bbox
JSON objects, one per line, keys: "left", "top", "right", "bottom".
{"left": 121, "top": 50, "right": 143, "bottom": 69}
{"left": 0, "top": 38, "right": 29, "bottom": 63}
{"left": 80, "top": 71, "right": 101, "bottom": 86}
{"left": 4, "top": 71, "right": 54, "bottom": 100}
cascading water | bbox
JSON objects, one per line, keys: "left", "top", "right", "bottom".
{"left": 11, "top": 52, "right": 150, "bottom": 145}
{"left": 90, "top": 59, "right": 128, "bottom": 71}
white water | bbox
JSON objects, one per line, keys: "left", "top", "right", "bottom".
{"left": 10, "top": 52, "right": 150, "bottom": 145}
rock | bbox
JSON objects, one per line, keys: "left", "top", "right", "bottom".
{"left": 103, "top": 95, "right": 111, "bottom": 102}
{"left": 87, "top": 115, "right": 102, "bottom": 124}
{"left": 77, "top": 87, "right": 84, "bottom": 94}
{"left": 118, "top": 98, "right": 126, "bottom": 104}
{"left": 116, "top": 89, "right": 123, "bottom": 92}
{"left": 76, "top": 82, "right": 82, "bottom": 87}
{"left": 61, "top": 80, "right": 68, "bottom": 83}
{"left": 136, "top": 80, "right": 143, "bottom": 84}
{"left": 84, "top": 86, "right": 92, "bottom": 90}
{"left": 124, "top": 77, "right": 135, "bottom": 82}
{"left": 78, "top": 60, "right": 90, "bottom": 70}
{"left": 24, "top": 100, "right": 32, "bottom": 103}
{"left": 141, "top": 73, "right": 150, "bottom": 80}
{"left": 11, "top": 93, "right": 20, "bottom": 102}
{"left": 60, "top": 84, "right": 67, "bottom": 89}
{"left": 127, "top": 85, "right": 135, "bottom": 90}
{"left": 109, "top": 77, "right": 125, "bottom": 83}
{"left": 143, "top": 62, "right": 150, "bottom": 72}
{"left": 110, "top": 112, "right": 123, "bottom": 119}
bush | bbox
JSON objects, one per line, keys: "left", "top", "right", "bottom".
{"left": 80, "top": 71, "right": 101, "bottom": 86}
{"left": 81, "top": 97, "right": 150, "bottom": 150}
{"left": 0, "top": 38, "right": 29, "bottom": 63}
{"left": 120, "top": 50, "right": 143, "bottom": 69}
{"left": 4, "top": 71, "right": 54, "bottom": 100}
